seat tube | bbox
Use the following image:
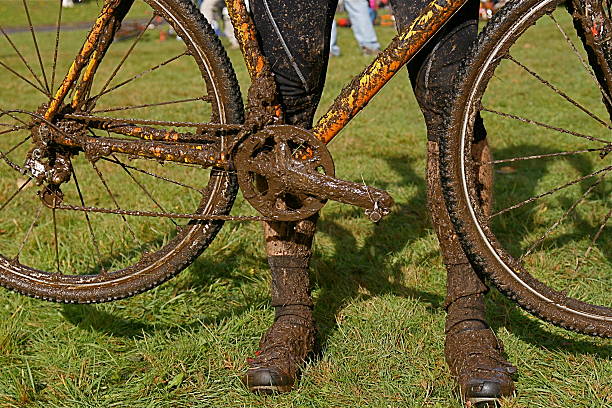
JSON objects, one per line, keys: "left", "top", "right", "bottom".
{"left": 44, "top": 0, "right": 134, "bottom": 120}
{"left": 226, "top": 0, "right": 282, "bottom": 123}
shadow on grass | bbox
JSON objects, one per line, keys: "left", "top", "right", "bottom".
{"left": 61, "top": 234, "right": 268, "bottom": 339}
{"left": 489, "top": 143, "right": 610, "bottom": 265}
{"left": 62, "top": 143, "right": 609, "bottom": 360}
{"left": 312, "top": 153, "right": 444, "bottom": 349}
{"left": 477, "top": 142, "right": 611, "bottom": 358}
{"left": 312, "top": 142, "right": 610, "bottom": 358}
{"left": 486, "top": 291, "right": 612, "bottom": 358}
{"left": 61, "top": 304, "right": 155, "bottom": 339}
{"left": 61, "top": 153, "right": 441, "bottom": 344}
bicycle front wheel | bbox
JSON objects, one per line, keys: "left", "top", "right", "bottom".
{"left": 0, "top": 0, "right": 242, "bottom": 302}
{"left": 442, "top": 0, "right": 611, "bottom": 336}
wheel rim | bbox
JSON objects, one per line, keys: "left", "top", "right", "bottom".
{"left": 0, "top": 0, "right": 236, "bottom": 296}
{"left": 458, "top": 0, "right": 611, "bottom": 317}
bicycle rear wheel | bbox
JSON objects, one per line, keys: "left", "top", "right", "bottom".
{"left": 442, "top": 0, "right": 611, "bottom": 336}
{"left": 0, "top": 0, "right": 242, "bottom": 302}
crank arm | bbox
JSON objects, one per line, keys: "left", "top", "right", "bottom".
{"left": 245, "top": 156, "right": 395, "bottom": 221}
{"left": 280, "top": 166, "right": 394, "bottom": 222}
{"left": 236, "top": 125, "right": 394, "bottom": 222}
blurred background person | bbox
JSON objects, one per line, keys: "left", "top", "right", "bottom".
{"left": 200, "top": 0, "right": 240, "bottom": 49}
{"left": 330, "top": 0, "right": 381, "bottom": 56}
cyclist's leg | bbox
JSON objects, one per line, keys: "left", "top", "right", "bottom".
{"left": 330, "top": 20, "right": 342, "bottom": 56}
{"left": 242, "top": 215, "right": 318, "bottom": 393}
{"left": 242, "top": 0, "right": 338, "bottom": 393}
{"left": 426, "top": 140, "right": 515, "bottom": 402}
{"left": 391, "top": 0, "right": 516, "bottom": 401}
{"left": 200, "top": 0, "right": 238, "bottom": 48}
{"left": 250, "top": 0, "right": 337, "bottom": 127}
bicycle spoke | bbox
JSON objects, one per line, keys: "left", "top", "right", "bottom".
{"left": 51, "top": 0, "right": 64, "bottom": 92}
{"left": 482, "top": 107, "right": 610, "bottom": 144}
{"left": 490, "top": 165, "right": 611, "bottom": 218}
{"left": 506, "top": 54, "right": 612, "bottom": 130}
{"left": 0, "top": 0, "right": 242, "bottom": 300}
{"left": 14, "top": 203, "right": 43, "bottom": 262}
{"left": 0, "top": 60, "right": 51, "bottom": 97}
{"left": 577, "top": 209, "right": 611, "bottom": 271}
{"left": 4, "top": 135, "right": 31, "bottom": 156}
{"left": 0, "top": 148, "right": 27, "bottom": 174}
{"left": 90, "top": 160, "right": 138, "bottom": 241}
{"left": 71, "top": 165, "right": 103, "bottom": 266}
{"left": 0, "top": 113, "right": 30, "bottom": 173}
{"left": 0, "top": 111, "right": 31, "bottom": 136}
{"left": 488, "top": 148, "right": 608, "bottom": 165}
{"left": 88, "top": 52, "right": 187, "bottom": 102}
{"left": 91, "top": 96, "right": 210, "bottom": 114}
{"left": 549, "top": 14, "right": 612, "bottom": 109}
{"left": 0, "top": 178, "right": 31, "bottom": 213}
{"left": 0, "top": 122, "right": 23, "bottom": 128}
{"left": 96, "top": 15, "right": 156, "bottom": 98}
{"left": 4, "top": 110, "right": 30, "bottom": 127}
{"left": 521, "top": 175, "right": 604, "bottom": 259}
{"left": 111, "top": 155, "right": 178, "bottom": 227}
{"left": 21, "top": 0, "right": 50, "bottom": 93}
{"left": 100, "top": 156, "right": 203, "bottom": 193}
{"left": 0, "top": 25, "right": 48, "bottom": 93}
{"left": 0, "top": 125, "right": 28, "bottom": 137}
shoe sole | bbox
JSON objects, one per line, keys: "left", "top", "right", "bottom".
{"left": 466, "top": 396, "right": 501, "bottom": 407}
{"left": 248, "top": 384, "right": 293, "bottom": 394}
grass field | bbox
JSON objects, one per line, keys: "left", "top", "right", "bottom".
{"left": 0, "top": 1, "right": 610, "bottom": 407}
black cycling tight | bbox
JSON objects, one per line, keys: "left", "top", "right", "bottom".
{"left": 250, "top": 0, "right": 484, "bottom": 141}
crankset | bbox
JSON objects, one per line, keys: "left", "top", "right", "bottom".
{"left": 234, "top": 125, "right": 394, "bottom": 222}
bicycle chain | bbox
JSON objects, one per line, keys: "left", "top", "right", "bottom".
{"left": 52, "top": 202, "right": 273, "bottom": 222}
{"left": 30, "top": 114, "right": 266, "bottom": 221}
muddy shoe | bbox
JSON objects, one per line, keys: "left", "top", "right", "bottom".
{"left": 446, "top": 328, "right": 516, "bottom": 406}
{"left": 242, "top": 308, "right": 315, "bottom": 394}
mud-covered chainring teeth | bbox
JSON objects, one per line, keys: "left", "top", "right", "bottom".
{"left": 235, "top": 125, "right": 335, "bottom": 221}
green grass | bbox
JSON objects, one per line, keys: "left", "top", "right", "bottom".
{"left": 0, "top": 1, "right": 152, "bottom": 27}
{"left": 0, "top": 2, "right": 610, "bottom": 407}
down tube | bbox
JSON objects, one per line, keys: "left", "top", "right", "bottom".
{"left": 313, "top": 0, "right": 467, "bottom": 144}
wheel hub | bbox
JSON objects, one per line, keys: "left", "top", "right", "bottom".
{"left": 23, "top": 106, "right": 82, "bottom": 187}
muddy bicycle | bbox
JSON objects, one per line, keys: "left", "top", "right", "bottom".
{"left": 0, "top": 0, "right": 610, "bottom": 342}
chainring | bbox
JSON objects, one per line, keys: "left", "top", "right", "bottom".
{"left": 235, "top": 125, "right": 335, "bottom": 221}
